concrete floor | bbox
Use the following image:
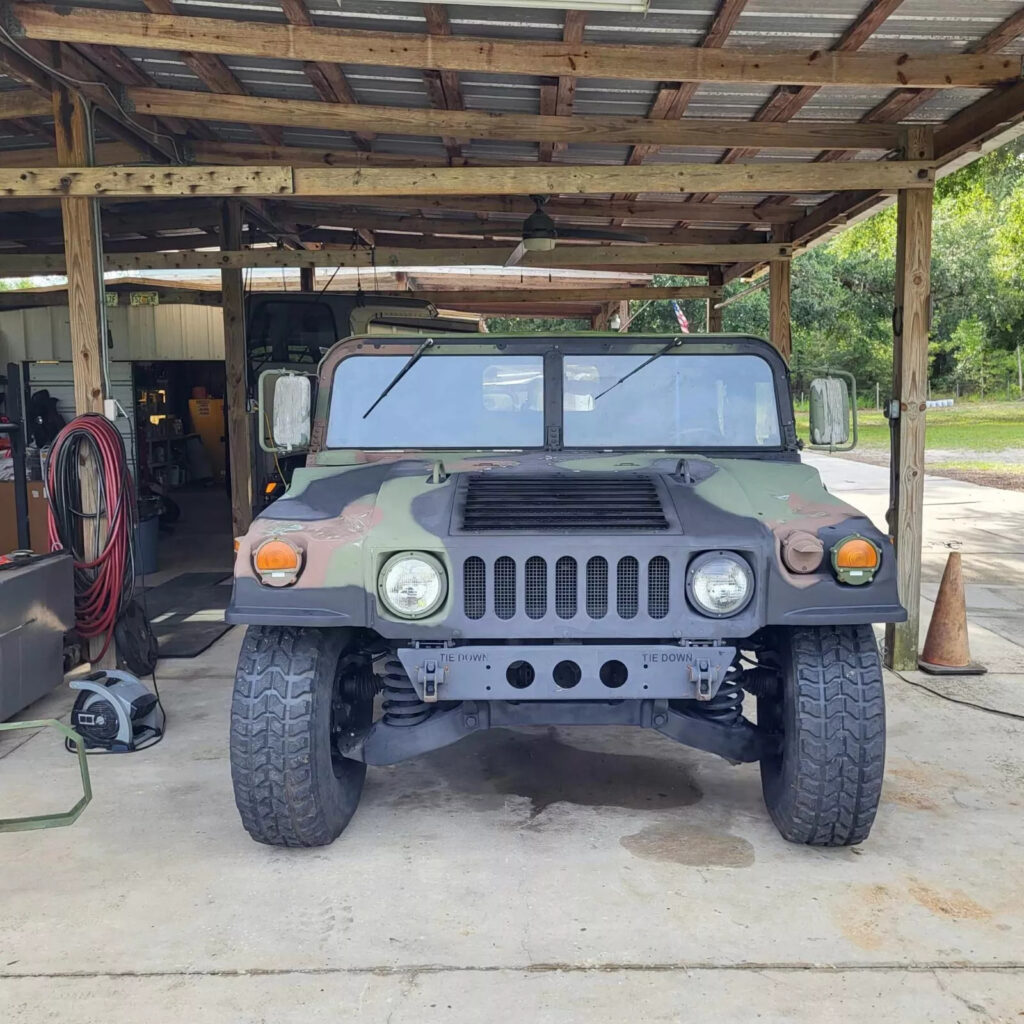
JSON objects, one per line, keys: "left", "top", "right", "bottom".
{"left": 2, "top": 459, "right": 1023, "bottom": 1023}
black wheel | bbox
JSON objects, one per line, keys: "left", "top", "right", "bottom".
{"left": 758, "top": 624, "right": 885, "bottom": 847}
{"left": 229, "top": 625, "right": 372, "bottom": 847}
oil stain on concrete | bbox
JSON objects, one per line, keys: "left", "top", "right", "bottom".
{"left": 421, "top": 728, "right": 702, "bottom": 817}
{"left": 620, "top": 822, "right": 755, "bottom": 868}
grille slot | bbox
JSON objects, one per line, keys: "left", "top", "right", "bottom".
{"left": 461, "top": 475, "right": 669, "bottom": 531}
{"left": 494, "top": 556, "right": 516, "bottom": 620}
{"left": 617, "top": 556, "right": 639, "bottom": 619}
{"left": 464, "top": 556, "right": 486, "bottom": 620}
{"left": 648, "top": 555, "right": 670, "bottom": 619}
{"left": 524, "top": 556, "right": 547, "bottom": 619}
{"left": 555, "top": 556, "right": 578, "bottom": 619}
{"left": 586, "top": 556, "right": 609, "bottom": 619}
{"left": 462, "top": 553, "right": 674, "bottom": 622}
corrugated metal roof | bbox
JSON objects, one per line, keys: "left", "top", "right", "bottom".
{"left": 2, "top": 0, "right": 1023, "bottom": 271}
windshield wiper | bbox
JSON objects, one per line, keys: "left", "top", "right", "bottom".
{"left": 593, "top": 336, "right": 684, "bottom": 402}
{"left": 362, "top": 337, "right": 434, "bottom": 419}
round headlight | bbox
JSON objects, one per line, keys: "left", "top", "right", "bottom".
{"left": 687, "top": 552, "right": 754, "bottom": 617}
{"left": 378, "top": 552, "right": 447, "bottom": 619}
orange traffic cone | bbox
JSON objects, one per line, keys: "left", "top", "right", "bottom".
{"left": 918, "top": 552, "right": 986, "bottom": 675}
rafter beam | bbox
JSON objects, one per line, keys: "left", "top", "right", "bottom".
{"left": 278, "top": 0, "right": 372, "bottom": 151}
{"left": 541, "top": 10, "right": 586, "bottom": 161}
{"left": 0, "top": 160, "right": 935, "bottom": 200}
{"left": 8, "top": 4, "right": 1020, "bottom": 89}
{"left": 0, "top": 242, "right": 794, "bottom": 275}
{"left": 404, "top": 285, "right": 721, "bottom": 304}
{"left": 819, "top": 6, "right": 1024, "bottom": 161}
{"left": 125, "top": 87, "right": 906, "bottom": 151}
{"left": 139, "top": 0, "right": 281, "bottom": 149}
{"left": 0, "top": 90, "right": 52, "bottom": 120}
{"left": 423, "top": 5, "right": 465, "bottom": 160}
{"left": 624, "top": 0, "right": 746, "bottom": 171}
{"left": 0, "top": 38, "right": 176, "bottom": 162}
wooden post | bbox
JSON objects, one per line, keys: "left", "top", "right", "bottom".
{"left": 707, "top": 268, "right": 724, "bottom": 332}
{"left": 53, "top": 82, "right": 113, "bottom": 669}
{"left": 53, "top": 84, "right": 105, "bottom": 414}
{"left": 221, "top": 200, "right": 253, "bottom": 537}
{"left": 299, "top": 266, "right": 315, "bottom": 292}
{"left": 885, "top": 128, "right": 934, "bottom": 671}
{"left": 769, "top": 257, "right": 791, "bottom": 361}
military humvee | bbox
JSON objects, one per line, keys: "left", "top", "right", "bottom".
{"left": 227, "top": 333, "right": 903, "bottom": 848}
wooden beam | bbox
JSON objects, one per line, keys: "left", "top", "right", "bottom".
{"left": 0, "top": 242, "right": 793, "bottom": 275}
{"left": 423, "top": 5, "right": 465, "bottom": 160}
{"left": 768, "top": 257, "right": 791, "bottom": 361}
{"left": 279, "top": 0, "right": 372, "bottom": 151}
{"left": 624, "top": 0, "right": 747, "bottom": 173}
{"left": 546, "top": 10, "right": 586, "bottom": 160}
{"left": 706, "top": 267, "right": 724, "bottom": 331}
{"left": 11, "top": 5, "right": 1019, "bottom": 88}
{"left": 246, "top": 191, "right": 809, "bottom": 224}
{"left": 139, "top": 0, "right": 281, "bottom": 149}
{"left": 0, "top": 90, "right": 52, "bottom": 121}
{"left": 712, "top": 0, "right": 906, "bottom": 169}
{"left": 0, "top": 160, "right": 932, "bottom": 199}
{"left": 405, "top": 285, "right": 721, "bottom": 304}
{"left": 125, "top": 87, "right": 907, "bottom": 151}
{"left": 936, "top": 79, "right": 1024, "bottom": 163}
{"left": 220, "top": 200, "right": 252, "bottom": 536}
{"left": 299, "top": 265, "right": 315, "bottom": 292}
{"left": 282, "top": 207, "right": 761, "bottom": 246}
{"left": 52, "top": 83, "right": 105, "bottom": 414}
{"left": 885, "top": 130, "right": 933, "bottom": 671}
{"left": 0, "top": 142, "right": 143, "bottom": 168}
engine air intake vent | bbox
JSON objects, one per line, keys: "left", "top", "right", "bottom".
{"left": 461, "top": 475, "right": 669, "bottom": 531}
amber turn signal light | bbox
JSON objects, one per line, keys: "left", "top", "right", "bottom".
{"left": 254, "top": 539, "right": 301, "bottom": 574}
{"left": 835, "top": 537, "right": 879, "bottom": 569}
{"left": 832, "top": 535, "right": 880, "bottom": 586}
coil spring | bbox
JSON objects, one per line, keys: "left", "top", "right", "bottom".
{"left": 381, "top": 658, "right": 431, "bottom": 727}
{"left": 699, "top": 671, "right": 744, "bottom": 726}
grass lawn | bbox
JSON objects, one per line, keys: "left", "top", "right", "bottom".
{"left": 793, "top": 399, "right": 1024, "bottom": 489}
{"left": 794, "top": 400, "right": 1024, "bottom": 452}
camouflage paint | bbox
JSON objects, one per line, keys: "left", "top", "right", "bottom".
{"left": 228, "top": 334, "right": 905, "bottom": 637}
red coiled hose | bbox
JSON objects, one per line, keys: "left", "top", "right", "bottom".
{"left": 46, "top": 413, "right": 136, "bottom": 660}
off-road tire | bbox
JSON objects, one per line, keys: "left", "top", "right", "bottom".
{"left": 230, "top": 625, "right": 366, "bottom": 847}
{"left": 759, "top": 624, "right": 885, "bottom": 847}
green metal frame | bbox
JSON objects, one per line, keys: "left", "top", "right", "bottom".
{"left": 0, "top": 719, "right": 92, "bottom": 832}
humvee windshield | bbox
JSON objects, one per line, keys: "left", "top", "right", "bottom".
{"left": 326, "top": 350, "right": 781, "bottom": 450}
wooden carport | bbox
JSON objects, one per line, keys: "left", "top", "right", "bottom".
{"left": 3, "top": 0, "right": 1024, "bottom": 670}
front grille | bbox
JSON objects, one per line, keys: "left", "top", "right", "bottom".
{"left": 461, "top": 475, "right": 669, "bottom": 531}
{"left": 462, "top": 554, "right": 671, "bottom": 623}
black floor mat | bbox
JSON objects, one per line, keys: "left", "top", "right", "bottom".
{"left": 140, "top": 571, "right": 234, "bottom": 659}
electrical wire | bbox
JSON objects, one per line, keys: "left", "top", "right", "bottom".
{"left": 46, "top": 414, "right": 137, "bottom": 661}
{"left": 894, "top": 672, "right": 1024, "bottom": 722}
{"left": 0, "top": 25, "right": 185, "bottom": 164}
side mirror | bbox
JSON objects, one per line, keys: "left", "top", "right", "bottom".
{"left": 807, "top": 372, "right": 857, "bottom": 451}
{"left": 258, "top": 370, "right": 312, "bottom": 452}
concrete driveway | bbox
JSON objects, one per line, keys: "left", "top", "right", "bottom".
{"left": 2, "top": 458, "right": 1022, "bottom": 1023}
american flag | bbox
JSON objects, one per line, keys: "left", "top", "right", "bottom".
{"left": 671, "top": 300, "right": 690, "bottom": 333}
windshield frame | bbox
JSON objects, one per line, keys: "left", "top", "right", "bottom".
{"left": 320, "top": 334, "right": 795, "bottom": 457}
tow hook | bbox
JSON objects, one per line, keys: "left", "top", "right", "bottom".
{"left": 689, "top": 657, "right": 718, "bottom": 701}
{"left": 417, "top": 658, "right": 445, "bottom": 702}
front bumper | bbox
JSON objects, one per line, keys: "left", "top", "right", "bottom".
{"left": 397, "top": 643, "right": 736, "bottom": 702}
